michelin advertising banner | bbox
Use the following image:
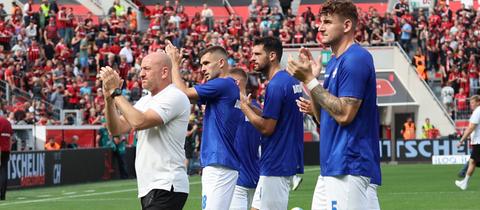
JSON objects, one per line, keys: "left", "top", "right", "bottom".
{"left": 380, "top": 139, "right": 469, "bottom": 162}
{"left": 7, "top": 148, "right": 115, "bottom": 189}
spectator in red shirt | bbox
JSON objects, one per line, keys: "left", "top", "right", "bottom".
{"left": 65, "top": 82, "right": 80, "bottom": 109}
{"left": 94, "top": 88, "right": 105, "bottom": 109}
{"left": 64, "top": 7, "right": 75, "bottom": 45}
{"left": 4, "top": 65, "right": 14, "bottom": 88}
{"left": 455, "top": 87, "right": 468, "bottom": 118}
{"left": 178, "top": 5, "right": 189, "bottom": 38}
{"left": 162, "top": 0, "right": 175, "bottom": 16}
{"left": 149, "top": 16, "right": 162, "bottom": 34}
{"left": 429, "top": 10, "right": 441, "bottom": 28}
{"left": 56, "top": 7, "right": 67, "bottom": 41}
{"left": 0, "top": 115, "right": 12, "bottom": 200}
{"left": 118, "top": 55, "right": 131, "bottom": 80}
{"left": 150, "top": 3, "right": 162, "bottom": 19}
{"left": 87, "top": 107, "right": 101, "bottom": 125}
{"left": 98, "top": 43, "right": 111, "bottom": 59}
{"left": 279, "top": 28, "right": 291, "bottom": 44}
{"left": 44, "top": 20, "right": 59, "bottom": 44}
{"left": 468, "top": 55, "right": 479, "bottom": 95}
{"left": 293, "top": 27, "right": 305, "bottom": 44}
{"left": 27, "top": 39, "right": 41, "bottom": 63}
{"left": 110, "top": 39, "right": 122, "bottom": 55}
{"left": 148, "top": 38, "right": 162, "bottom": 53}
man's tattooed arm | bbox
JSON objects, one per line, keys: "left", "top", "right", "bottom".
{"left": 310, "top": 84, "right": 362, "bottom": 126}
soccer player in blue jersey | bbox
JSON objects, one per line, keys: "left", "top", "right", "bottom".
{"left": 165, "top": 41, "right": 243, "bottom": 210}
{"left": 298, "top": 96, "right": 382, "bottom": 210}
{"left": 228, "top": 68, "right": 261, "bottom": 210}
{"left": 287, "top": 0, "right": 382, "bottom": 209}
{"left": 240, "top": 37, "right": 304, "bottom": 210}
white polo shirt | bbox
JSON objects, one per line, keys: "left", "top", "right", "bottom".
{"left": 470, "top": 107, "right": 480, "bottom": 145}
{"left": 133, "top": 84, "right": 191, "bottom": 197}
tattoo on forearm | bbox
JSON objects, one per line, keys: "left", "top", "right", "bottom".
{"left": 310, "top": 85, "right": 361, "bottom": 118}
{"left": 342, "top": 97, "right": 361, "bottom": 105}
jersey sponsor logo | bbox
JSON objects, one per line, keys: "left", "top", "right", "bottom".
{"left": 292, "top": 84, "right": 302, "bottom": 94}
{"left": 0, "top": 133, "right": 10, "bottom": 137}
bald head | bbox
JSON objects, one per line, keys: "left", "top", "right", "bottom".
{"left": 140, "top": 52, "right": 173, "bottom": 94}
{"left": 143, "top": 52, "right": 172, "bottom": 72}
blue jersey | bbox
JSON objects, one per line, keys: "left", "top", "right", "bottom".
{"left": 261, "top": 70, "right": 304, "bottom": 176}
{"left": 235, "top": 100, "right": 261, "bottom": 188}
{"left": 194, "top": 77, "right": 242, "bottom": 170}
{"left": 319, "top": 44, "right": 381, "bottom": 184}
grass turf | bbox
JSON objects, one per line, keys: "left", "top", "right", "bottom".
{"left": 0, "top": 164, "right": 476, "bottom": 210}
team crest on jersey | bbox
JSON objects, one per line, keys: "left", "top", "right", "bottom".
{"left": 234, "top": 99, "right": 241, "bottom": 109}
{"left": 332, "top": 67, "right": 338, "bottom": 78}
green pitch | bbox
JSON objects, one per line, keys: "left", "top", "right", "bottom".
{"left": 0, "top": 164, "right": 477, "bottom": 210}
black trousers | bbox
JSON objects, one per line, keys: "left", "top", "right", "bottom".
{"left": 140, "top": 187, "right": 188, "bottom": 210}
{"left": 0, "top": 151, "right": 10, "bottom": 200}
{"left": 113, "top": 152, "right": 128, "bottom": 179}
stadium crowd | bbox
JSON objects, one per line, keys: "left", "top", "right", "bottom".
{"left": 0, "top": 0, "right": 478, "bottom": 131}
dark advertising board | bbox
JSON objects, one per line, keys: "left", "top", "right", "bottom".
{"left": 7, "top": 151, "right": 51, "bottom": 188}
{"left": 7, "top": 148, "right": 116, "bottom": 189}
{"left": 380, "top": 139, "right": 468, "bottom": 162}
{"left": 304, "top": 139, "right": 466, "bottom": 165}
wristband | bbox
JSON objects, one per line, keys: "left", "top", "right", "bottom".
{"left": 306, "top": 79, "right": 320, "bottom": 91}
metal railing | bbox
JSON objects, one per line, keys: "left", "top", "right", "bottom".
{"left": 223, "top": 0, "right": 235, "bottom": 15}
{"left": 394, "top": 41, "right": 455, "bottom": 126}
{"left": 0, "top": 80, "right": 60, "bottom": 121}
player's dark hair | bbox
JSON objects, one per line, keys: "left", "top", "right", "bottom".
{"left": 229, "top": 68, "right": 247, "bottom": 81}
{"left": 321, "top": 0, "right": 358, "bottom": 27}
{"left": 198, "top": 46, "right": 228, "bottom": 60}
{"left": 253, "top": 37, "right": 283, "bottom": 63}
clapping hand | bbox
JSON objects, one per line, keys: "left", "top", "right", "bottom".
{"left": 296, "top": 97, "right": 314, "bottom": 116}
{"left": 239, "top": 92, "right": 252, "bottom": 110}
{"left": 287, "top": 48, "right": 318, "bottom": 83}
{"left": 97, "top": 66, "right": 123, "bottom": 98}
{"left": 299, "top": 47, "right": 323, "bottom": 77}
{"left": 165, "top": 39, "right": 183, "bottom": 67}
